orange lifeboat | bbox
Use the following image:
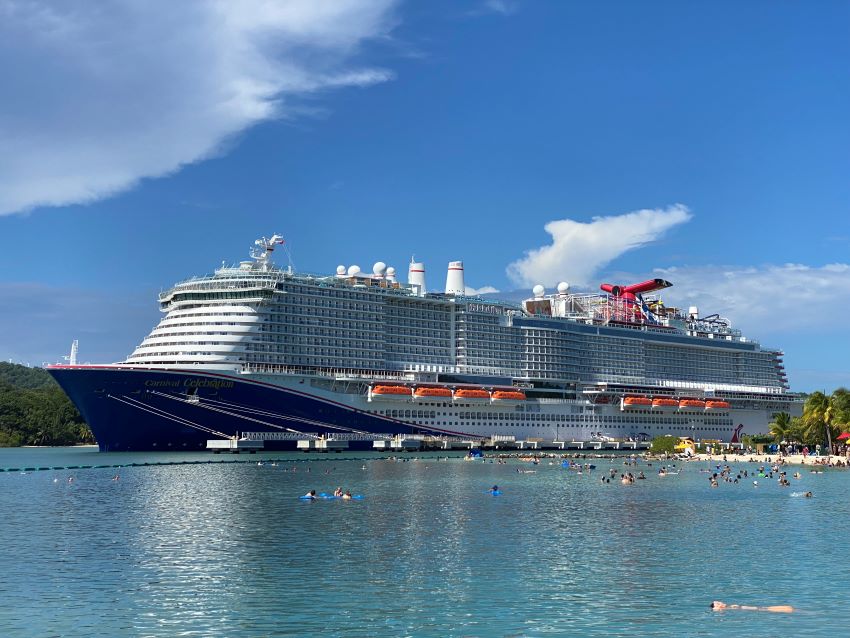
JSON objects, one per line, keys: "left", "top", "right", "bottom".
{"left": 678, "top": 399, "right": 706, "bottom": 410}
{"left": 371, "top": 385, "right": 411, "bottom": 399}
{"left": 652, "top": 398, "right": 679, "bottom": 410}
{"left": 453, "top": 388, "right": 491, "bottom": 400}
{"left": 622, "top": 396, "right": 652, "bottom": 409}
{"left": 705, "top": 400, "right": 731, "bottom": 410}
{"left": 491, "top": 390, "right": 526, "bottom": 401}
{"left": 414, "top": 387, "right": 453, "bottom": 398}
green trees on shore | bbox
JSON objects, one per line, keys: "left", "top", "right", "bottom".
{"left": 0, "top": 363, "right": 93, "bottom": 447}
{"left": 769, "top": 389, "right": 850, "bottom": 447}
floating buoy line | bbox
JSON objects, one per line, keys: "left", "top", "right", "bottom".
{"left": 0, "top": 456, "right": 390, "bottom": 474}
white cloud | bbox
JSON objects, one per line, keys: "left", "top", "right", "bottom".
{"left": 653, "top": 263, "right": 850, "bottom": 336}
{"left": 481, "top": 0, "right": 519, "bottom": 15}
{"left": 507, "top": 204, "right": 692, "bottom": 287}
{"left": 465, "top": 285, "right": 500, "bottom": 296}
{"left": 0, "top": 0, "right": 398, "bottom": 215}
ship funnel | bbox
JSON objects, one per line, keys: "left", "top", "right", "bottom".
{"left": 688, "top": 306, "right": 699, "bottom": 319}
{"left": 445, "top": 261, "right": 465, "bottom": 295}
{"left": 408, "top": 260, "right": 426, "bottom": 295}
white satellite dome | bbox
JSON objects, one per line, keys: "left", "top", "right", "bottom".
{"left": 557, "top": 281, "right": 570, "bottom": 294}
{"left": 373, "top": 261, "right": 387, "bottom": 275}
{"left": 336, "top": 265, "right": 346, "bottom": 275}
{"left": 533, "top": 284, "right": 545, "bottom": 298}
{"left": 347, "top": 265, "right": 361, "bottom": 276}
{"left": 386, "top": 266, "right": 396, "bottom": 276}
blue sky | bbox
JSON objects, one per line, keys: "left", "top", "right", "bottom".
{"left": 1, "top": 0, "right": 848, "bottom": 391}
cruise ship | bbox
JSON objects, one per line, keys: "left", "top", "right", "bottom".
{"left": 49, "top": 235, "right": 802, "bottom": 451}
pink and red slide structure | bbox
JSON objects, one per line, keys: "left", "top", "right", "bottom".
{"left": 599, "top": 278, "right": 672, "bottom": 323}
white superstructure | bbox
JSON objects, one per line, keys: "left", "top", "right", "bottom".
{"left": 123, "top": 234, "right": 802, "bottom": 442}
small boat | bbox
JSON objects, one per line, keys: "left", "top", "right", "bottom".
{"left": 370, "top": 385, "right": 411, "bottom": 400}
{"left": 491, "top": 390, "right": 526, "bottom": 401}
{"left": 413, "top": 387, "right": 453, "bottom": 399}
{"left": 622, "top": 396, "right": 652, "bottom": 409}
{"left": 453, "top": 388, "right": 490, "bottom": 401}
{"left": 651, "top": 398, "right": 678, "bottom": 411}
{"left": 678, "top": 398, "right": 706, "bottom": 410}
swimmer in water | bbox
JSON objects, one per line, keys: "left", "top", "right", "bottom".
{"left": 489, "top": 485, "right": 500, "bottom": 494}
{"left": 333, "top": 487, "right": 343, "bottom": 497}
{"left": 711, "top": 601, "right": 794, "bottom": 613}
{"left": 805, "top": 491, "right": 813, "bottom": 498}
{"left": 304, "top": 490, "right": 317, "bottom": 500}
{"left": 342, "top": 490, "right": 352, "bottom": 500}
{"left": 112, "top": 474, "right": 120, "bottom": 481}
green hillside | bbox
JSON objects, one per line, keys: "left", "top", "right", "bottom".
{"left": 0, "top": 363, "right": 93, "bottom": 447}
{"left": 0, "top": 362, "right": 58, "bottom": 389}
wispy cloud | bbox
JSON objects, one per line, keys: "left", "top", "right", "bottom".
{"left": 481, "top": 0, "right": 519, "bottom": 16}
{"left": 507, "top": 204, "right": 692, "bottom": 287}
{"left": 653, "top": 263, "right": 850, "bottom": 336}
{"left": 465, "top": 285, "right": 500, "bottom": 296}
{"left": 0, "top": 0, "right": 399, "bottom": 215}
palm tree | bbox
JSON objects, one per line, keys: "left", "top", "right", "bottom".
{"left": 832, "top": 388, "right": 850, "bottom": 426}
{"left": 802, "top": 391, "right": 849, "bottom": 451}
{"left": 802, "top": 392, "right": 829, "bottom": 447}
{"left": 769, "top": 412, "right": 793, "bottom": 442}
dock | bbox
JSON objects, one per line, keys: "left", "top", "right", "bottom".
{"left": 297, "top": 438, "right": 350, "bottom": 453}
{"left": 373, "top": 436, "right": 422, "bottom": 451}
{"left": 206, "top": 438, "right": 265, "bottom": 453}
{"left": 236, "top": 431, "right": 652, "bottom": 453}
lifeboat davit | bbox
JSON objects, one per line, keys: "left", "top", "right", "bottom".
{"left": 651, "top": 398, "right": 679, "bottom": 411}
{"left": 704, "top": 400, "right": 731, "bottom": 411}
{"left": 678, "top": 398, "right": 706, "bottom": 410}
{"left": 370, "top": 385, "right": 411, "bottom": 400}
{"left": 622, "top": 396, "right": 652, "bottom": 410}
{"left": 491, "top": 390, "right": 526, "bottom": 401}
{"left": 453, "top": 388, "right": 491, "bottom": 401}
{"left": 413, "top": 387, "right": 453, "bottom": 399}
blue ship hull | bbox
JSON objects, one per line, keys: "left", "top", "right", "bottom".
{"left": 48, "top": 366, "right": 432, "bottom": 451}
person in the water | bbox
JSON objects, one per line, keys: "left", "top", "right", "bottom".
{"left": 711, "top": 601, "right": 794, "bottom": 613}
{"left": 489, "top": 485, "right": 500, "bottom": 494}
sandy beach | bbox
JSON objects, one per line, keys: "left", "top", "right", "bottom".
{"left": 693, "top": 453, "right": 849, "bottom": 467}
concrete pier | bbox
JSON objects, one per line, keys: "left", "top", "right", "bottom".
{"left": 373, "top": 436, "right": 422, "bottom": 451}
{"left": 297, "top": 438, "right": 349, "bottom": 452}
{"left": 207, "top": 439, "right": 264, "bottom": 453}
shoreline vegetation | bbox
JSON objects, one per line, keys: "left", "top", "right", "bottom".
{"left": 650, "top": 389, "right": 850, "bottom": 457}
{"left": 0, "top": 363, "right": 93, "bottom": 447}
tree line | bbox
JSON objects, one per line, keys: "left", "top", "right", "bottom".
{"left": 0, "top": 363, "right": 94, "bottom": 447}
{"left": 769, "top": 388, "right": 850, "bottom": 447}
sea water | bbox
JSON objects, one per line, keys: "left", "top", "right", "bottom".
{"left": 0, "top": 447, "right": 844, "bottom": 637}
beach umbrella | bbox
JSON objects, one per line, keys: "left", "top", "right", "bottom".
{"left": 836, "top": 432, "right": 850, "bottom": 441}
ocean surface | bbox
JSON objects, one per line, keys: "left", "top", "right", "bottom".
{"left": 0, "top": 447, "right": 844, "bottom": 637}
